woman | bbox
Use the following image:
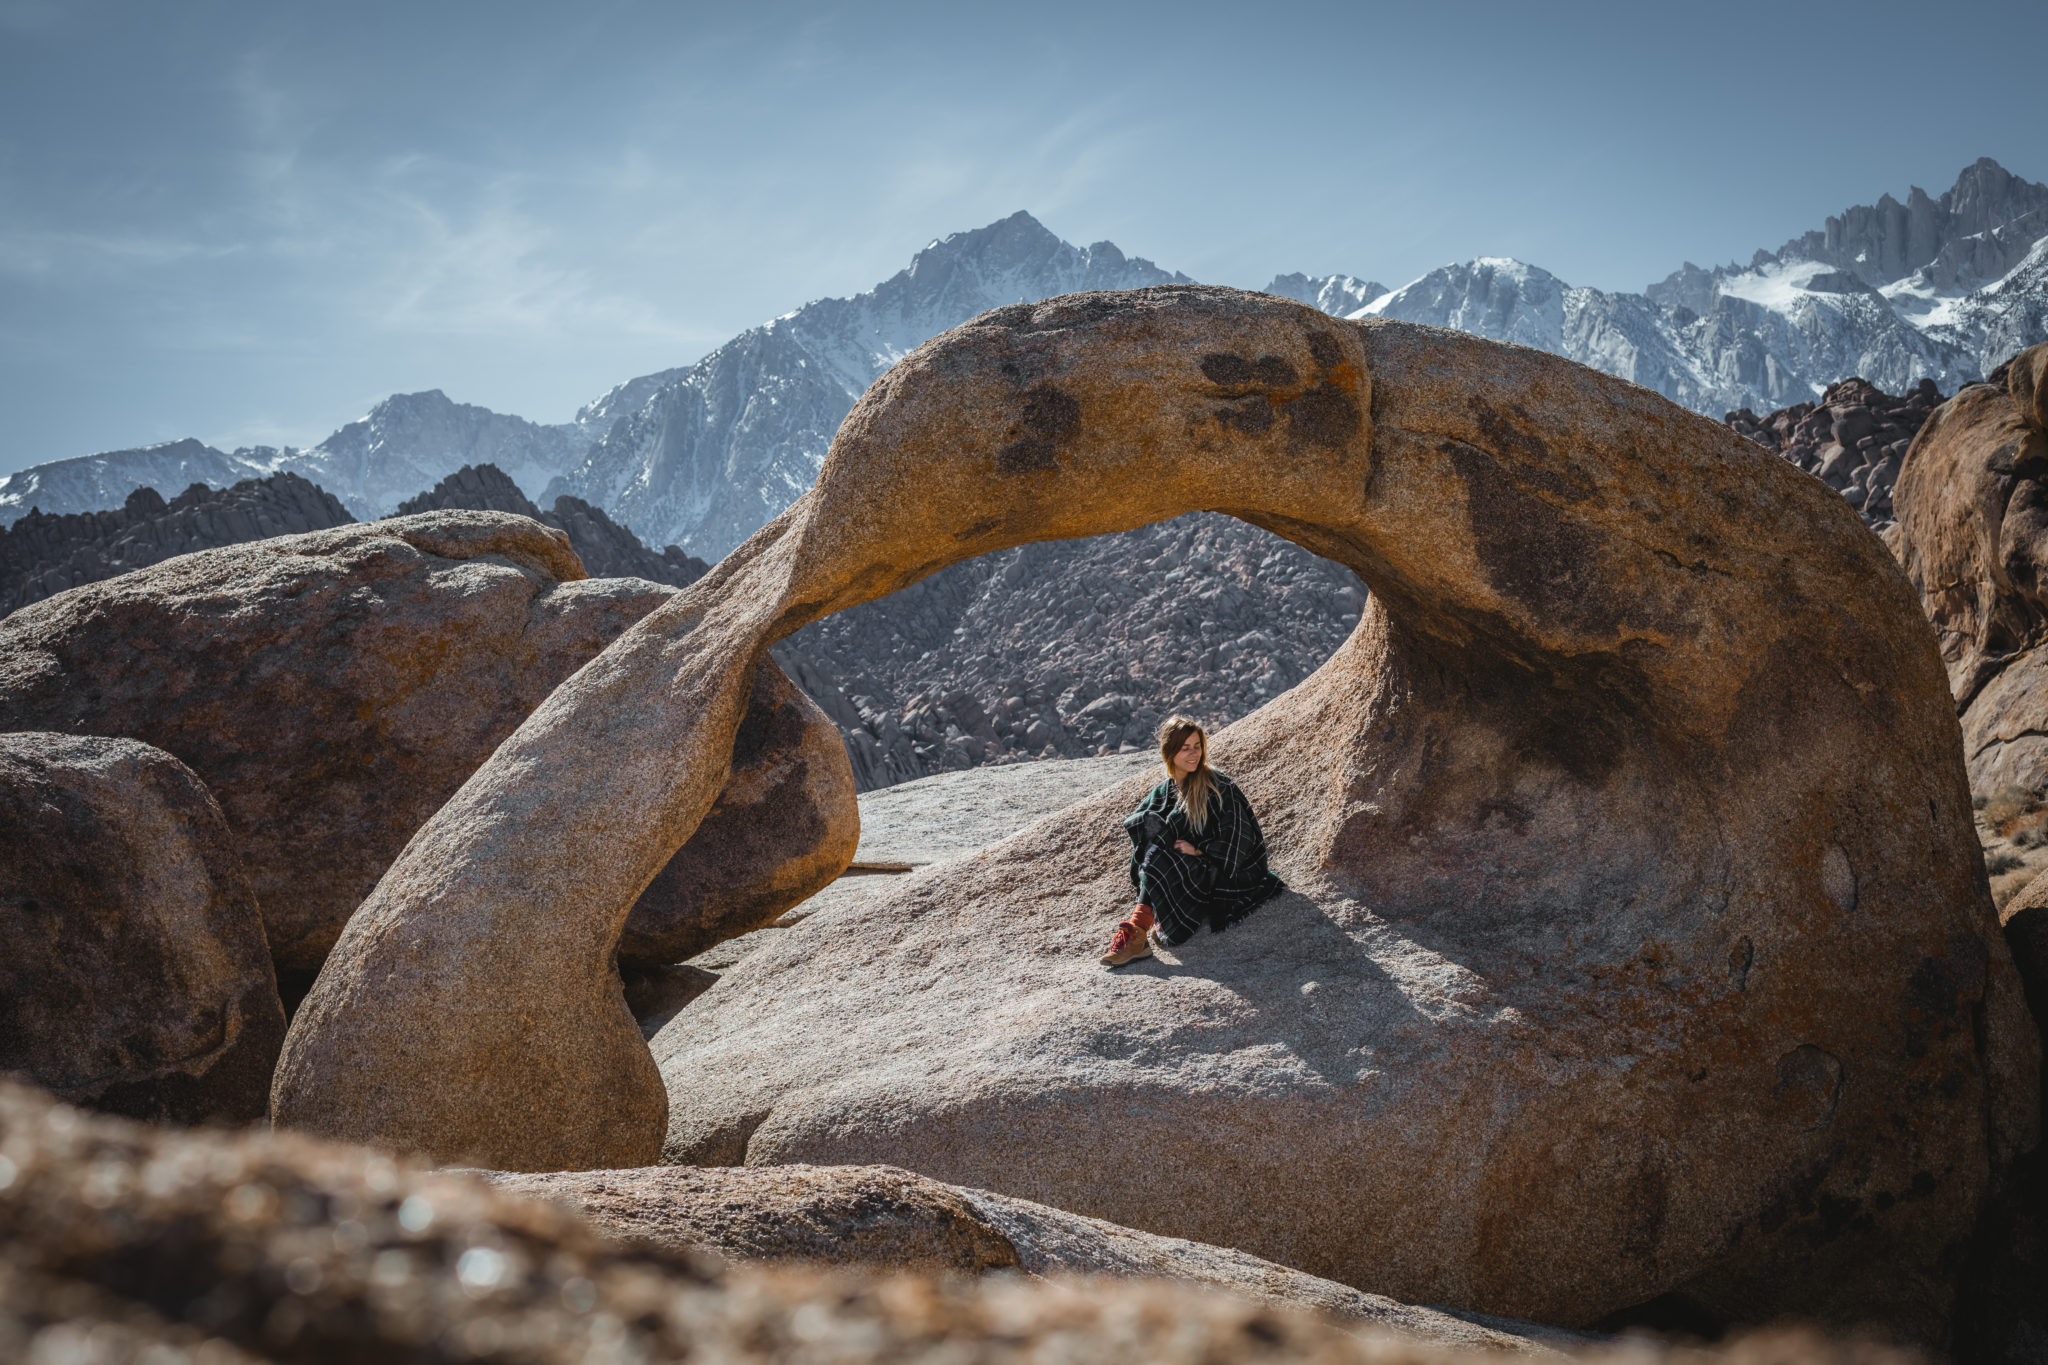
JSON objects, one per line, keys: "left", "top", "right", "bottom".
{"left": 1100, "top": 716, "right": 1284, "bottom": 966}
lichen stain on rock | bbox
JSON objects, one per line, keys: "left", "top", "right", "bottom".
{"left": 996, "top": 383, "right": 1082, "bottom": 474}
{"left": 1444, "top": 437, "right": 1623, "bottom": 637}
{"left": 1283, "top": 383, "right": 1361, "bottom": 449}
{"left": 1200, "top": 349, "right": 1359, "bottom": 449}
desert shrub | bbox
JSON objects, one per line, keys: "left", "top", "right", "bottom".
{"left": 2008, "top": 806, "right": 2048, "bottom": 847}
{"left": 1986, "top": 848, "right": 2026, "bottom": 875}
{"left": 1993, "top": 865, "right": 2042, "bottom": 909}
{"left": 1982, "top": 784, "right": 2043, "bottom": 833}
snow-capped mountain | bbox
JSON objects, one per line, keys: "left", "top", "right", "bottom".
{"left": 0, "top": 391, "right": 583, "bottom": 527}
{"left": 1262, "top": 272, "right": 1387, "bottom": 317}
{"left": 0, "top": 439, "right": 264, "bottom": 528}
{"left": 5, "top": 162, "right": 2042, "bottom": 549}
{"left": 271, "top": 389, "right": 582, "bottom": 519}
{"left": 543, "top": 211, "right": 1192, "bottom": 559}
{"left": 1278, "top": 157, "right": 2046, "bottom": 418}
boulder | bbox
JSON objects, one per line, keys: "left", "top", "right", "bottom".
{"left": 274, "top": 287, "right": 2033, "bottom": 1340}
{"left": 483, "top": 1164, "right": 1577, "bottom": 1353}
{"left": 0, "top": 1079, "right": 1627, "bottom": 1364}
{"left": 0, "top": 733, "right": 283, "bottom": 1124}
{"left": 616, "top": 656, "right": 859, "bottom": 967}
{"left": 2013, "top": 344, "right": 2048, "bottom": 431}
{"left": 0, "top": 510, "right": 849, "bottom": 981}
{"left": 1890, "top": 341, "right": 2048, "bottom": 789}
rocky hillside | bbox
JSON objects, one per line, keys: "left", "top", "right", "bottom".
{"left": 776, "top": 513, "right": 1365, "bottom": 791}
{"left": 395, "top": 463, "right": 709, "bottom": 588}
{"left": 0, "top": 472, "right": 354, "bottom": 615}
{"left": 1724, "top": 375, "right": 1947, "bottom": 528}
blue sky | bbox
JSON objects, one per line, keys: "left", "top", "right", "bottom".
{"left": 1, "top": 0, "right": 2043, "bottom": 474}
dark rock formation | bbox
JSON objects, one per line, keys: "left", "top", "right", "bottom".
{"left": 781, "top": 513, "right": 1366, "bottom": 790}
{"left": 0, "top": 472, "right": 354, "bottom": 616}
{"left": 0, "top": 734, "right": 284, "bottom": 1125}
{"left": 1724, "top": 376, "right": 1946, "bottom": 527}
{"left": 396, "top": 462, "right": 708, "bottom": 588}
{"left": 615, "top": 658, "right": 858, "bottom": 969}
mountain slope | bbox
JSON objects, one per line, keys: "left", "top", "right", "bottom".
{"left": 0, "top": 392, "right": 585, "bottom": 528}
{"left": 0, "top": 439, "right": 264, "bottom": 529}
{"left": 546, "top": 211, "right": 1192, "bottom": 558}
{"left": 277, "top": 389, "right": 583, "bottom": 519}
{"left": 1276, "top": 159, "right": 2046, "bottom": 419}
{"left": 394, "top": 462, "right": 708, "bottom": 588}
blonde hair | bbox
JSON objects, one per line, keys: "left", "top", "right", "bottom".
{"left": 1157, "top": 715, "right": 1217, "bottom": 834}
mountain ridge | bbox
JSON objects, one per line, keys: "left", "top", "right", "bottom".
{"left": 5, "top": 166, "right": 2043, "bottom": 543}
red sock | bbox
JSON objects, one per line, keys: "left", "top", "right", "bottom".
{"left": 1129, "top": 905, "right": 1156, "bottom": 933}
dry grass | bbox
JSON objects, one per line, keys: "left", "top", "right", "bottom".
{"left": 1980, "top": 783, "right": 2042, "bottom": 832}
{"left": 1992, "top": 866, "right": 2043, "bottom": 908}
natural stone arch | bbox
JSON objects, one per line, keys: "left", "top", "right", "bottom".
{"left": 274, "top": 287, "right": 2034, "bottom": 1332}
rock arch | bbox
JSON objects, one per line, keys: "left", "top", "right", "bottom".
{"left": 274, "top": 287, "right": 2035, "bottom": 1332}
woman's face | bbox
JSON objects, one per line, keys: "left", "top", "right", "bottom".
{"left": 1172, "top": 732, "right": 1203, "bottom": 774}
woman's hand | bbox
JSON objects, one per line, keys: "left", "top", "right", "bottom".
{"left": 1174, "top": 840, "right": 1202, "bottom": 856}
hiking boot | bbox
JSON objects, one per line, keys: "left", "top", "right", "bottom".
{"left": 1100, "top": 919, "right": 1153, "bottom": 967}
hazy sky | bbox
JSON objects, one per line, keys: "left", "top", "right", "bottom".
{"left": 2, "top": 0, "right": 2043, "bottom": 474}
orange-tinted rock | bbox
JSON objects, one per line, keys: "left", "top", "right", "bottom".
{"left": 1890, "top": 341, "right": 2048, "bottom": 789}
{"left": 0, "top": 734, "right": 283, "bottom": 1124}
{"left": 278, "top": 288, "right": 2034, "bottom": 1341}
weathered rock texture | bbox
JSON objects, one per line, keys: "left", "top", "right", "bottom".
{"left": 4, "top": 1080, "right": 1681, "bottom": 1364}
{"left": 1890, "top": 342, "right": 2048, "bottom": 791}
{"left": 848, "top": 751, "right": 1153, "bottom": 867}
{"left": 0, "top": 512, "right": 641, "bottom": 972}
{"left": 0, "top": 734, "right": 283, "bottom": 1124}
{"left": 275, "top": 287, "right": 2035, "bottom": 1341}
{"left": 1723, "top": 376, "right": 1944, "bottom": 528}
{"left": 616, "top": 657, "right": 859, "bottom": 967}
{"left": 0, "top": 472, "right": 354, "bottom": 616}
{"left": 0, "top": 510, "right": 847, "bottom": 980}
{"left": 395, "top": 461, "right": 710, "bottom": 589}
{"left": 484, "top": 1164, "right": 1574, "bottom": 1353}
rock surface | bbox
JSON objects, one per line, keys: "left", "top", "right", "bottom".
{"left": 0, "top": 511, "right": 649, "bottom": 973}
{"left": 0, "top": 734, "right": 283, "bottom": 1124}
{"left": 395, "top": 461, "right": 709, "bottom": 589}
{"left": 483, "top": 1163, "right": 1576, "bottom": 1353}
{"left": 1890, "top": 341, "right": 2048, "bottom": 790}
{"left": 617, "top": 656, "right": 858, "bottom": 968}
{"left": 0, "top": 472, "right": 355, "bottom": 616}
{"left": 847, "top": 751, "right": 1154, "bottom": 867}
{"left": 278, "top": 287, "right": 2033, "bottom": 1340}
{"left": 6, "top": 1079, "right": 1682, "bottom": 1365}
